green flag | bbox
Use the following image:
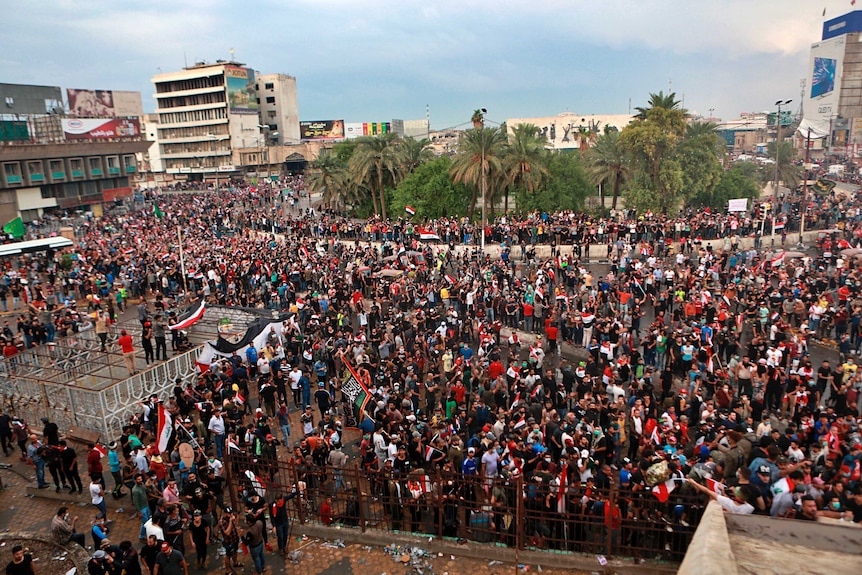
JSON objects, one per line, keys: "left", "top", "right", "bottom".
{"left": 3, "top": 217, "right": 25, "bottom": 238}
{"left": 153, "top": 204, "right": 164, "bottom": 218}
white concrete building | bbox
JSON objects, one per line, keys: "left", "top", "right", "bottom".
{"left": 151, "top": 61, "right": 263, "bottom": 180}
{"left": 254, "top": 73, "right": 300, "bottom": 145}
{"left": 506, "top": 113, "right": 634, "bottom": 150}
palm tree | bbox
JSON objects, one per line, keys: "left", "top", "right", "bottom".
{"left": 584, "top": 130, "right": 630, "bottom": 210}
{"left": 349, "top": 133, "right": 403, "bottom": 219}
{"left": 504, "top": 123, "right": 548, "bottom": 212}
{"left": 766, "top": 140, "right": 801, "bottom": 190}
{"left": 306, "top": 149, "right": 347, "bottom": 209}
{"left": 450, "top": 127, "right": 507, "bottom": 219}
{"left": 634, "top": 90, "right": 687, "bottom": 120}
{"left": 471, "top": 109, "right": 486, "bottom": 130}
{"left": 400, "top": 137, "right": 434, "bottom": 175}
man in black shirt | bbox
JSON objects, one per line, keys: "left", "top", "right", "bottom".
{"left": 139, "top": 535, "right": 162, "bottom": 575}
{"left": 59, "top": 440, "right": 83, "bottom": 493}
{"left": 5, "top": 545, "right": 34, "bottom": 575}
{"left": 41, "top": 417, "right": 60, "bottom": 445}
{"left": 0, "top": 409, "right": 12, "bottom": 456}
{"left": 153, "top": 541, "right": 187, "bottom": 575}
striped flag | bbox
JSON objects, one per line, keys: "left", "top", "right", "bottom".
{"left": 94, "top": 444, "right": 107, "bottom": 458}
{"left": 299, "top": 245, "right": 309, "bottom": 259}
{"left": 513, "top": 416, "right": 527, "bottom": 430}
{"left": 652, "top": 478, "right": 677, "bottom": 502}
{"left": 510, "top": 391, "right": 521, "bottom": 410}
{"left": 706, "top": 478, "right": 725, "bottom": 494}
{"left": 405, "top": 205, "right": 416, "bottom": 216}
{"left": 425, "top": 445, "right": 440, "bottom": 461}
{"left": 245, "top": 469, "right": 266, "bottom": 498}
{"left": 771, "top": 251, "right": 786, "bottom": 267}
{"left": 557, "top": 462, "right": 568, "bottom": 514}
{"left": 419, "top": 227, "right": 441, "bottom": 241}
{"left": 169, "top": 301, "right": 206, "bottom": 331}
{"left": 156, "top": 403, "right": 173, "bottom": 454}
{"left": 770, "top": 476, "right": 795, "bottom": 496}
{"left": 235, "top": 392, "right": 246, "bottom": 406}
{"left": 445, "top": 274, "right": 457, "bottom": 284}
{"left": 227, "top": 437, "right": 240, "bottom": 453}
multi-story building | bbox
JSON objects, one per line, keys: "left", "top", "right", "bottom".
{"left": 0, "top": 83, "right": 147, "bottom": 222}
{"left": 254, "top": 73, "right": 300, "bottom": 145}
{"left": 151, "top": 61, "right": 265, "bottom": 182}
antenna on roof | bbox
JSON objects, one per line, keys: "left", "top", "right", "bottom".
{"left": 229, "top": 48, "right": 235, "bottom": 61}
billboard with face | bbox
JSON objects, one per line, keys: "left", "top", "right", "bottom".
{"left": 299, "top": 120, "right": 345, "bottom": 141}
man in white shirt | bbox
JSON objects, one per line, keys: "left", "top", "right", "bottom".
{"left": 207, "top": 410, "right": 226, "bottom": 459}
{"left": 686, "top": 478, "right": 754, "bottom": 514}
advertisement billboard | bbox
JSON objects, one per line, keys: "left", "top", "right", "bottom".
{"left": 299, "top": 120, "right": 345, "bottom": 141}
{"left": 62, "top": 118, "right": 141, "bottom": 140}
{"left": 225, "top": 66, "right": 258, "bottom": 115}
{"left": 0, "top": 120, "right": 29, "bottom": 142}
{"left": 67, "top": 89, "right": 143, "bottom": 118}
{"left": 345, "top": 122, "right": 392, "bottom": 139}
{"left": 803, "top": 36, "right": 847, "bottom": 125}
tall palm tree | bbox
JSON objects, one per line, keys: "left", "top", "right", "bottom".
{"left": 471, "top": 109, "right": 486, "bottom": 129}
{"left": 400, "top": 137, "right": 434, "bottom": 175}
{"left": 766, "top": 140, "right": 801, "bottom": 190}
{"left": 450, "top": 127, "right": 507, "bottom": 220}
{"left": 584, "top": 130, "right": 630, "bottom": 210}
{"left": 504, "top": 123, "right": 548, "bottom": 212}
{"left": 634, "top": 90, "right": 687, "bottom": 119}
{"left": 349, "top": 133, "right": 403, "bottom": 219}
{"left": 306, "top": 149, "right": 347, "bottom": 209}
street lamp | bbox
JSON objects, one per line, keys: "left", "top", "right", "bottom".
{"left": 206, "top": 133, "right": 229, "bottom": 191}
{"left": 771, "top": 99, "right": 791, "bottom": 246}
{"left": 479, "top": 107, "right": 487, "bottom": 251}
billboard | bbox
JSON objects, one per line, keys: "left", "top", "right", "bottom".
{"left": 345, "top": 122, "right": 392, "bottom": 139}
{"left": 803, "top": 36, "right": 846, "bottom": 125}
{"left": 67, "top": 89, "right": 143, "bottom": 118}
{"left": 62, "top": 118, "right": 141, "bottom": 140}
{"left": 299, "top": 120, "right": 345, "bottom": 141}
{"left": 225, "top": 66, "right": 258, "bottom": 115}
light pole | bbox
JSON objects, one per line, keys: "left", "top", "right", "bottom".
{"left": 771, "top": 99, "right": 791, "bottom": 246}
{"left": 798, "top": 126, "right": 814, "bottom": 247}
{"left": 206, "top": 133, "right": 228, "bottom": 191}
{"left": 479, "top": 107, "right": 487, "bottom": 251}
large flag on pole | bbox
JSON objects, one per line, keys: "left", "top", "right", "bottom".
{"left": 156, "top": 403, "right": 173, "bottom": 454}
{"left": 340, "top": 356, "right": 371, "bottom": 428}
{"left": 3, "top": 217, "right": 25, "bottom": 239}
{"left": 418, "top": 227, "right": 440, "bottom": 241}
{"left": 153, "top": 204, "right": 165, "bottom": 218}
{"left": 169, "top": 301, "right": 206, "bottom": 330}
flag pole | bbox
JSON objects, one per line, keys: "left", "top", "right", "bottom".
{"left": 178, "top": 226, "right": 188, "bottom": 295}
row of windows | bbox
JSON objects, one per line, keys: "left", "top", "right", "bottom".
{"left": 155, "top": 75, "right": 223, "bottom": 94}
{"left": 158, "top": 108, "right": 227, "bottom": 124}
{"left": 39, "top": 177, "right": 130, "bottom": 199}
{"left": 161, "top": 143, "right": 229, "bottom": 154}
{"left": 157, "top": 126, "right": 229, "bottom": 140}
{"left": 158, "top": 92, "right": 226, "bottom": 109}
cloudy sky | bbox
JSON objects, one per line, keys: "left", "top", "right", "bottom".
{"left": 3, "top": 0, "right": 849, "bottom": 128}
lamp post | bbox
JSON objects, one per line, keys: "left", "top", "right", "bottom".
{"left": 771, "top": 99, "right": 791, "bottom": 246}
{"left": 479, "top": 107, "right": 487, "bottom": 251}
{"left": 206, "top": 133, "right": 228, "bottom": 191}
{"left": 798, "top": 126, "right": 813, "bottom": 247}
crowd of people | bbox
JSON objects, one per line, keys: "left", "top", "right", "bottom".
{"left": 4, "top": 178, "right": 862, "bottom": 571}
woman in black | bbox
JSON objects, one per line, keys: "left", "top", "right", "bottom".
{"left": 141, "top": 320, "right": 154, "bottom": 365}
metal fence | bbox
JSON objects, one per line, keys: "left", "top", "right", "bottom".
{"left": 225, "top": 452, "right": 703, "bottom": 562}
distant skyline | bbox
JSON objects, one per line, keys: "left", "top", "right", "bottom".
{"left": 2, "top": 0, "right": 853, "bottom": 129}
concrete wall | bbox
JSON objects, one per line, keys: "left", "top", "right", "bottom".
{"left": 677, "top": 501, "right": 738, "bottom": 575}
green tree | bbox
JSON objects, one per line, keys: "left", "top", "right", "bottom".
{"left": 329, "top": 140, "right": 358, "bottom": 164}
{"left": 471, "top": 109, "right": 485, "bottom": 129}
{"left": 584, "top": 130, "right": 630, "bottom": 209}
{"left": 306, "top": 149, "right": 347, "bottom": 209}
{"left": 449, "top": 127, "right": 507, "bottom": 220}
{"left": 348, "top": 133, "right": 403, "bottom": 219}
{"left": 619, "top": 104, "right": 687, "bottom": 213}
{"left": 677, "top": 122, "right": 725, "bottom": 208}
{"left": 766, "top": 140, "right": 801, "bottom": 190}
{"left": 693, "top": 163, "right": 760, "bottom": 209}
{"left": 515, "top": 151, "right": 591, "bottom": 213}
{"left": 391, "top": 156, "right": 470, "bottom": 219}
{"left": 503, "top": 123, "right": 549, "bottom": 213}
{"left": 400, "top": 137, "right": 434, "bottom": 175}
{"left": 633, "top": 90, "right": 687, "bottom": 120}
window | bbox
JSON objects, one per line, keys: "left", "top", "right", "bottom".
{"left": 267, "top": 110, "right": 276, "bottom": 119}
{"left": 265, "top": 96, "right": 275, "bottom": 104}
{"left": 4, "top": 97, "right": 13, "bottom": 107}
{"left": 20, "top": 209, "right": 39, "bottom": 224}
{"left": 265, "top": 83, "right": 274, "bottom": 90}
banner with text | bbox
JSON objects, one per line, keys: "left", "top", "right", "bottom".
{"left": 299, "top": 120, "right": 345, "bottom": 141}
{"left": 62, "top": 118, "right": 141, "bottom": 140}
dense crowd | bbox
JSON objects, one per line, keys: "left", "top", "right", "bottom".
{"left": 3, "top": 179, "right": 862, "bottom": 572}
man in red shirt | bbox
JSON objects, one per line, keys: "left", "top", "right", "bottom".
{"left": 523, "top": 301, "right": 534, "bottom": 333}
{"left": 86, "top": 442, "right": 104, "bottom": 485}
{"left": 118, "top": 329, "right": 137, "bottom": 375}
{"left": 545, "top": 317, "right": 559, "bottom": 355}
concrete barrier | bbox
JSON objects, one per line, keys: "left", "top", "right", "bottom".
{"left": 677, "top": 501, "right": 738, "bottom": 575}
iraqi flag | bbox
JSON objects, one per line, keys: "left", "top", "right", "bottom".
{"left": 227, "top": 437, "right": 240, "bottom": 453}
{"left": 535, "top": 287, "right": 544, "bottom": 301}
{"left": 245, "top": 469, "right": 266, "bottom": 498}
{"left": 771, "top": 251, "right": 786, "bottom": 267}
{"left": 652, "top": 477, "right": 677, "bottom": 502}
{"left": 169, "top": 301, "right": 206, "bottom": 331}
{"left": 510, "top": 391, "right": 521, "bottom": 410}
{"left": 235, "top": 392, "right": 246, "bottom": 406}
{"left": 513, "top": 416, "right": 527, "bottom": 430}
{"left": 770, "top": 476, "right": 795, "bottom": 497}
{"left": 445, "top": 274, "right": 457, "bottom": 285}
{"left": 405, "top": 205, "right": 416, "bottom": 216}
{"left": 706, "top": 478, "right": 726, "bottom": 494}
{"left": 156, "top": 403, "right": 173, "bottom": 454}
{"left": 299, "top": 245, "right": 310, "bottom": 259}
{"left": 94, "top": 444, "right": 107, "bottom": 458}
{"left": 419, "top": 227, "right": 440, "bottom": 241}
{"left": 425, "top": 445, "right": 441, "bottom": 461}
{"left": 557, "top": 462, "right": 568, "bottom": 514}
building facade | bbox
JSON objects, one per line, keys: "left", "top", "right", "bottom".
{"left": 151, "top": 61, "right": 264, "bottom": 181}
{"left": 254, "top": 73, "right": 300, "bottom": 145}
{"left": 506, "top": 113, "right": 634, "bottom": 150}
{"left": 0, "top": 83, "right": 147, "bottom": 222}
